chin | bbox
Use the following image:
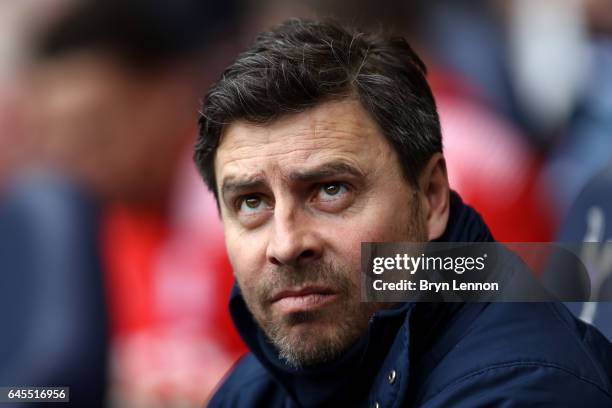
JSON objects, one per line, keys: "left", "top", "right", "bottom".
{"left": 277, "top": 332, "right": 347, "bottom": 368}
{"left": 272, "top": 317, "right": 362, "bottom": 368}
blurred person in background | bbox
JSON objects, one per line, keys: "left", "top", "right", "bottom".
{"left": 1, "top": 0, "right": 245, "bottom": 406}
{"left": 0, "top": 2, "right": 110, "bottom": 408}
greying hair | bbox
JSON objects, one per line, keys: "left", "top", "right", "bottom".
{"left": 195, "top": 18, "right": 442, "bottom": 199}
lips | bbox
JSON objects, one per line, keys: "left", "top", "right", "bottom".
{"left": 269, "top": 286, "right": 339, "bottom": 313}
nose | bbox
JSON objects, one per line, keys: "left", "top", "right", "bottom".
{"left": 266, "top": 206, "right": 323, "bottom": 267}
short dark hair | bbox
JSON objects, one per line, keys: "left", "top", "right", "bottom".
{"left": 195, "top": 18, "right": 442, "bottom": 200}
{"left": 33, "top": 0, "right": 240, "bottom": 68}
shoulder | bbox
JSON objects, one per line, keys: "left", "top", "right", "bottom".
{"left": 207, "top": 353, "right": 287, "bottom": 408}
{"left": 415, "top": 302, "right": 612, "bottom": 406}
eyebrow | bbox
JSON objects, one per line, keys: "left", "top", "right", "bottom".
{"left": 220, "top": 161, "right": 365, "bottom": 198}
{"left": 221, "top": 176, "right": 267, "bottom": 198}
{"left": 288, "top": 161, "right": 365, "bottom": 183}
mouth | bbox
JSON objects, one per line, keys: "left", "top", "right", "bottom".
{"left": 269, "top": 286, "right": 339, "bottom": 313}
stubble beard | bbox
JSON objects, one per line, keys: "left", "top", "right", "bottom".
{"left": 261, "top": 262, "right": 380, "bottom": 368}
{"left": 238, "top": 259, "right": 380, "bottom": 369}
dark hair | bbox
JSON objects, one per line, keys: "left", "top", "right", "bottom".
{"left": 33, "top": 0, "right": 241, "bottom": 68}
{"left": 195, "top": 18, "right": 442, "bottom": 199}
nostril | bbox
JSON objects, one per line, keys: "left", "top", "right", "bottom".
{"left": 299, "top": 249, "right": 315, "bottom": 260}
{"left": 267, "top": 247, "right": 319, "bottom": 266}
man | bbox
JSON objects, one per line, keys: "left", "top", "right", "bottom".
{"left": 195, "top": 19, "right": 612, "bottom": 407}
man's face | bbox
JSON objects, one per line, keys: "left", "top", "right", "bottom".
{"left": 27, "top": 53, "right": 197, "bottom": 202}
{"left": 215, "top": 99, "right": 427, "bottom": 367}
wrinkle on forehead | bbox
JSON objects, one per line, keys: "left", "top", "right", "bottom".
{"left": 214, "top": 99, "right": 397, "bottom": 185}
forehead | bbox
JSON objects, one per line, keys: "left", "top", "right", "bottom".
{"left": 214, "top": 99, "right": 397, "bottom": 184}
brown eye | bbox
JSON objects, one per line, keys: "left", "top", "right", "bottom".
{"left": 245, "top": 197, "right": 261, "bottom": 208}
{"left": 320, "top": 183, "right": 347, "bottom": 199}
{"left": 324, "top": 184, "right": 341, "bottom": 195}
{"left": 315, "top": 182, "right": 352, "bottom": 212}
{"left": 239, "top": 196, "right": 265, "bottom": 213}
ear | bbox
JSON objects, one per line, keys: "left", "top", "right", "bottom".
{"left": 418, "top": 153, "right": 450, "bottom": 241}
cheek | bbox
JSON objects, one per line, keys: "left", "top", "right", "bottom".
{"left": 323, "top": 222, "right": 379, "bottom": 280}
{"left": 325, "top": 203, "right": 416, "bottom": 267}
{"left": 360, "top": 194, "right": 418, "bottom": 239}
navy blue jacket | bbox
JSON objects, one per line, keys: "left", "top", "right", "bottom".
{"left": 208, "top": 192, "right": 612, "bottom": 407}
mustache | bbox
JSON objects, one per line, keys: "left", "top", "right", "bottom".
{"left": 256, "top": 260, "right": 353, "bottom": 303}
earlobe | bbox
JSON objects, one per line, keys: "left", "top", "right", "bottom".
{"left": 419, "top": 153, "right": 450, "bottom": 241}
